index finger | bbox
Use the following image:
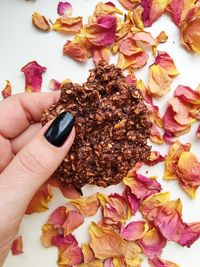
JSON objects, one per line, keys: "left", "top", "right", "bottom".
{"left": 0, "top": 91, "right": 60, "bottom": 139}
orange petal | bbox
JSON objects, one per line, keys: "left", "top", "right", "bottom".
{"left": 1, "top": 80, "right": 12, "bottom": 99}
{"left": 93, "top": 47, "right": 111, "bottom": 66}
{"left": 82, "top": 243, "right": 95, "bottom": 263}
{"left": 146, "top": 151, "right": 165, "bottom": 166}
{"left": 164, "top": 141, "right": 191, "bottom": 180}
{"left": 52, "top": 16, "right": 83, "bottom": 34}
{"left": 133, "top": 31, "right": 156, "bottom": 48}
{"left": 149, "top": 256, "right": 180, "bottom": 267}
{"left": 118, "top": 0, "right": 141, "bottom": 10}
{"left": 148, "top": 64, "right": 172, "bottom": 97}
{"left": 98, "top": 193, "right": 129, "bottom": 227}
{"left": 89, "top": 222, "right": 141, "bottom": 260}
{"left": 32, "top": 12, "right": 51, "bottom": 32}
{"left": 25, "top": 183, "right": 53, "bottom": 214}
{"left": 117, "top": 51, "right": 148, "bottom": 70}
{"left": 63, "top": 210, "right": 84, "bottom": 236}
{"left": 119, "top": 35, "right": 143, "bottom": 56}
{"left": 70, "top": 194, "right": 100, "bottom": 216}
{"left": 94, "top": 2, "right": 123, "bottom": 17}
{"left": 155, "top": 51, "right": 179, "bottom": 77}
{"left": 137, "top": 226, "right": 167, "bottom": 257}
{"left": 11, "top": 236, "right": 23, "bottom": 255}
{"left": 41, "top": 224, "right": 59, "bottom": 248}
{"left": 156, "top": 31, "right": 168, "bottom": 44}
{"left": 141, "top": 0, "right": 170, "bottom": 27}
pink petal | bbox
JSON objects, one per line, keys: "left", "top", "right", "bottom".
{"left": 121, "top": 221, "right": 148, "bottom": 241}
{"left": 149, "top": 256, "right": 180, "bottom": 267}
{"left": 21, "top": 61, "right": 46, "bottom": 92}
{"left": 11, "top": 236, "right": 23, "bottom": 255}
{"left": 57, "top": 1, "right": 72, "bottom": 17}
{"left": 123, "top": 187, "right": 139, "bottom": 216}
{"left": 174, "top": 84, "right": 200, "bottom": 105}
{"left": 146, "top": 151, "right": 166, "bottom": 166}
{"left": 1, "top": 80, "right": 12, "bottom": 98}
{"left": 49, "top": 79, "right": 61, "bottom": 91}
{"left": 179, "top": 222, "right": 200, "bottom": 247}
{"left": 48, "top": 206, "right": 67, "bottom": 227}
{"left": 62, "top": 210, "right": 84, "bottom": 236}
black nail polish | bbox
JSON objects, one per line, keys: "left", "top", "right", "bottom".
{"left": 75, "top": 186, "right": 83, "bottom": 196}
{"left": 44, "top": 112, "right": 75, "bottom": 147}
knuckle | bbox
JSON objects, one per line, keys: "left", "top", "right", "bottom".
{"left": 17, "top": 146, "right": 46, "bottom": 175}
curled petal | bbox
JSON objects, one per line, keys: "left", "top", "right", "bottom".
{"left": 26, "top": 183, "right": 53, "bottom": 214}
{"left": 57, "top": 2, "right": 72, "bottom": 17}
{"left": 149, "top": 256, "right": 180, "bottom": 267}
{"left": 179, "top": 222, "right": 200, "bottom": 247}
{"left": 1, "top": 80, "right": 12, "bottom": 98}
{"left": 49, "top": 79, "right": 61, "bottom": 91}
{"left": 93, "top": 47, "right": 111, "bottom": 66}
{"left": 156, "top": 31, "right": 168, "bottom": 44}
{"left": 164, "top": 141, "right": 191, "bottom": 180}
{"left": 117, "top": 51, "right": 148, "bottom": 70}
{"left": 52, "top": 16, "right": 83, "bottom": 34}
{"left": 123, "top": 172, "right": 162, "bottom": 200}
{"left": 84, "top": 15, "right": 117, "bottom": 46}
{"left": 155, "top": 51, "right": 179, "bottom": 77}
{"left": 118, "top": 0, "right": 141, "bottom": 10}
{"left": 21, "top": 61, "right": 47, "bottom": 92}
{"left": 82, "top": 243, "right": 95, "bottom": 263}
{"left": 123, "top": 187, "right": 139, "bottom": 216}
{"left": 174, "top": 84, "right": 200, "bottom": 105}
{"left": 94, "top": 2, "right": 123, "bottom": 17}
{"left": 148, "top": 64, "right": 172, "bottom": 97}
{"left": 70, "top": 194, "right": 100, "bottom": 216}
{"left": 146, "top": 151, "right": 165, "bottom": 166}
{"left": 98, "top": 193, "right": 129, "bottom": 227}
{"left": 150, "top": 124, "right": 164, "bottom": 144}
{"left": 121, "top": 221, "right": 148, "bottom": 241}
{"left": 32, "top": 12, "right": 51, "bottom": 32}
{"left": 89, "top": 222, "right": 141, "bottom": 260}
{"left": 137, "top": 227, "right": 167, "bottom": 257}
{"left": 41, "top": 224, "right": 59, "bottom": 247}
{"left": 57, "top": 235, "right": 83, "bottom": 266}
{"left": 141, "top": 0, "right": 170, "bottom": 27}
{"left": 11, "top": 236, "right": 23, "bottom": 255}
{"left": 180, "top": 7, "right": 200, "bottom": 54}
{"left": 63, "top": 210, "right": 84, "bottom": 236}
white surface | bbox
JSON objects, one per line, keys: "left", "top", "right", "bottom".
{"left": 0, "top": 0, "right": 200, "bottom": 266}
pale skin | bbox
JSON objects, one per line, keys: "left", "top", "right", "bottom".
{"left": 0, "top": 92, "right": 75, "bottom": 266}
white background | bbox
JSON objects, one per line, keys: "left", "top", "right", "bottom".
{"left": 0, "top": 0, "right": 200, "bottom": 266}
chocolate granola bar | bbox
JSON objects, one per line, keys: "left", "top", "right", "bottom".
{"left": 41, "top": 63, "right": 151, "bottom": 188}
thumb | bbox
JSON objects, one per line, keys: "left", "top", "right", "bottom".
{"left": 0, "top": 112, "right": 75, "bottom": 217}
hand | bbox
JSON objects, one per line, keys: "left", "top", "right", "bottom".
{"left": 0, "top": 92, "right": 75, "bottom": 265}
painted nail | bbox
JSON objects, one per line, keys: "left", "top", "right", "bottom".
{"left": 44, "top": 112, "right": 75, "bottom": 147}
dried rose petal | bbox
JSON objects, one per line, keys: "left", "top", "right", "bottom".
{"left": 98, "top": 193, "right": 129, "bottom": 227}
{"left": 133, "top": 31, "right": 156, "bottom": 48}
{"left": 155, "top": 51, "right": 179, "bottom": 77}
{"left": 150, "top": 124, "right": 164, "bottom": 144}
{"left": 121, "top": 221, "right": 148, "bottom": 241}
{"left": 141, "top": 0, "right": 170, "bottom": 27}
{"left": 63, "top": 209, "right": 84, "bottom": 236}
{"left": 117, "top": 51, "right": 148, "bottom": 70}
{"left": 1, "top": 80, "right": 12, "bottom": 98}
{"left": 93, "top": 47, "right": 111, "bottom": 66}
{"left": 123, "top": 171, "right": 162, "bottom": 200}
{"left": 104, "top": 258, "right": 114, "bottom": 267}
{"left": 41, "top": 224, "right": 59, "bottom": 247}
{"left": 49, "top": 79, "right": 61, "bottom": 91}
{"left": 32, "top": 12, "right": 51, "bottom": 32}
{"left": 122, "top": 187, "right": 139, "bottom": 216}
{"left": 57, "top": 2, "right": 72, "bottom": 17}
{"left": 146, "top": 151, "right": 165, "bottom": 166}
{"left": 196, "top": 124, "right": 200, "bottom": 138}
{"left": 11, "top": 236, "right": 23, "bottom": 255}
{"left": 83, "top": 15, "right": 117, "bottom": 46}
{"left": 89, "top": 222, "right": 141, "bottom": 260}
{"left": 48, "top": 177, "right": 81, "bottom": 199}
{"left": 164, "top": 141, "right": 191, "bottom": 180}
{"left": 21, "top": 61, "right": 46, "bottom": 92}
{"left": 156, "top": 31, "right": 168, "bottom": 44}
{"left": 56, "top": 235, "right": 83, "bottom": 266}
{"left": 52, "top": 16, "right": 83, "bottom": 34}
{"left": 148, "top": 64, "right": 172, "bottom": 97}
{"left": 48, "top": 206, "right": 67, "bottom": 227}
{"left": 137, "top": 226, "right": 167, "bottom": 257}
{"left": 174, "top": 84, "right": 200, "bottom": 105}
{"left": 70, "top": 194, "right": 100, "bottom": 216}
{"left": 179, "top": 222, "right": 200, "bottom": 247}
{"left": 149, "top": 256, "right": 180, "bottom": 267}
{"left": 94, "top": 2, "right": 123, "bottom": 17}
{"left": 82, "top": 243, "right": 95, "bottom": 263}
{"left": 26, "top": 183, "right": 53, "bottom": 214}
{"left": 77, "top": 260, "right": 104, "bottom": 267}
{"left": 119, "top": 36, "right": 143, "bottom": 56}
{"left": 118, "top": 0, "right": 141, "bottom": 10}
{"left": 180, "top": 7, "right": 200, "bottom": 54}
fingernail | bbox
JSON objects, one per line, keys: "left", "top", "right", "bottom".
{"left": 75, "top": 186, "right": 83, "bottom": 196}
{"left": 44, "top": 112, "right": 75, "bottom": 147}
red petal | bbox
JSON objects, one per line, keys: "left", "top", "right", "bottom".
{"left": 11, "top": 236, "right": 23, "bottom": 255}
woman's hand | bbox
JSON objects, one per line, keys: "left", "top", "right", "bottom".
{"left": 0, "top": 92, "right": 75, "bottom": 265}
